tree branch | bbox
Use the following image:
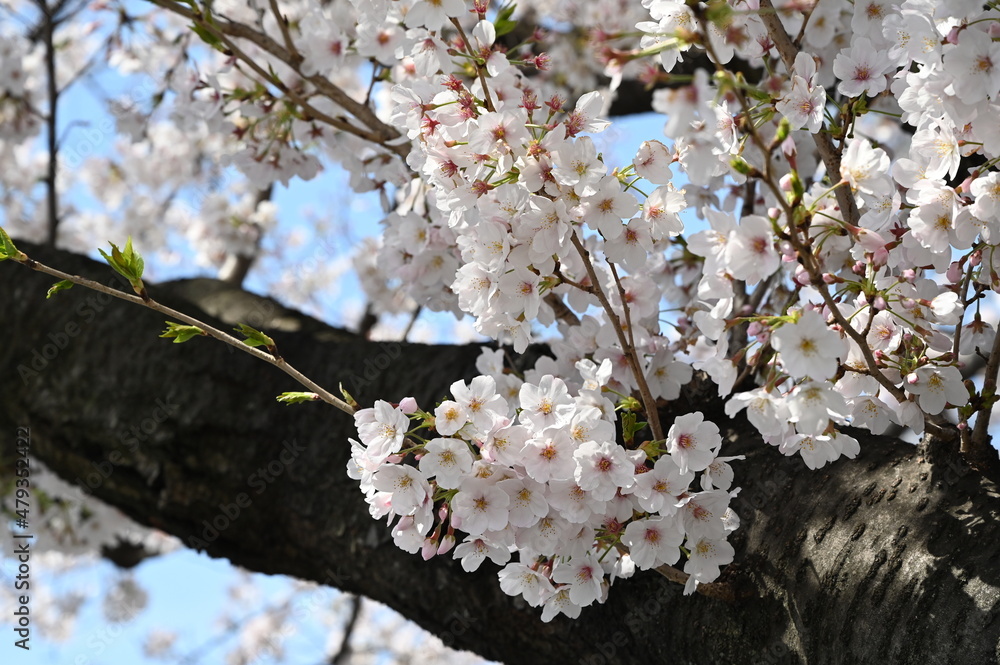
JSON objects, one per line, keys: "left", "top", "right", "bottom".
{"left": 2, "top": 242, "right": 999, "bottom": 665}
{"left": 756, "top": 0, "right": 860, "bottom": 226}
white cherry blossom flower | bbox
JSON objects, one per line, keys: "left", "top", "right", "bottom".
{"left": 906, "top": 365, "right": 969, "bottom": 414}
{"left": 498, "top": 562, "right": 555, "bottom": 607}
{"left": 665, "top": 412, "right": 722, "bottom": 475}
{"left": 419, "top": 438, "right": 474, "bottom": 489}
{"left": 452, "top": 479, "right": 510, "bottom": 535}
{"left": 771, "top": 310, "right": 845, "bottom": 380}
{"left": 683, "top": 536, "right": 735, "bottom": 595}
{"left": 622, "top": 516, "right": 683, "bottom": 570}
{"left": 833, "top": 38, "right": 892, "bottom": 98}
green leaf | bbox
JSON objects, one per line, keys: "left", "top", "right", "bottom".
{"left": 0, "top": 227, "right": 25, "bottom": 262}
{"left": 122, "top": 236, "right": 144, "bottom": 280}
{"left": 189, "top": 22, "right": 224, "bottom": 51}
{"left": 704, "top": 0, "right": 734, "bottom": 26}
{"left": 234, "top": 323, "right": 275, "bottom": 349}
{"left": 276, "top": 392, "right": 320, "bottom": 405}
{"left": 494, "top": 3, "right": 518, "bottom": 37}
{"left": 618, "top": 396, "right": 642, "bottom": 412}
{"left": 160, "top": 321, "right": 206, "bottom": 344}
{"left": 46, "top": 280, "right": 74, "bottom": 299}
{"left": 99, "top": 237, "right": 145, "bottom": 295}
{"left": 339, "top": 383, "right": 359, "bottom": 410}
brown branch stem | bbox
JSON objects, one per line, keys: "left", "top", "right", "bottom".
{"left": 570, "top": 231, "right": 664, "bottom": 441}
{"left": 14, "top": 253, "right": 355, "bottom": 415}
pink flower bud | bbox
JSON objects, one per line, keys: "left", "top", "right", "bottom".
{"left": 794, "top": 265, "right": 812, "bottom": 286}
{"left": 872, "top": 246, "right": 889, "bottom": 267}
{"left": 399, "top": 396, "right": 419, "bottom": 413}
{"left": 421, "top": 538, "right": 438, "bottom": 561}
{"left": 873, "top": 295, "right": 887, "bottom": 310}
{"left": 437, "top": 534, "right": 456, "bottom": 555}
{"left": 906, "top": 372, "right": 919, "bottom": 385}
{"left": 947, "top": 262, "right": 963, "bottom": 284}
{"left": 780, "top": 240, "right": 797, "bottom": 261}
{"left": 780, "top": 174, "right": 794, "bottom": 191}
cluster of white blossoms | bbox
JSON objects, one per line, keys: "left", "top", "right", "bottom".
{"left": 350, "top": 350, "right": 739, "bottom": 620}
{"left": 7, "top": 0, "right": 1000, "bottom": 623}
{"left": 339, "top": 0, "right": 1000, "bottom": 612}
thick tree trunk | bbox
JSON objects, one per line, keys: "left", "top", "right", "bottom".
{"left": 2, "top": 243, "right": 999, "bottom": 665}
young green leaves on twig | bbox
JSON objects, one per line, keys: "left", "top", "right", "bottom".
{"left": 160, "top": 321, "right": 208, "bottom": 343}
{"left": 234, "top": 323, "right": 278, "bottom": 356}
{"left": 276, "top": 391, "right": 320, "bottom": 405}
{"left": 98, "top": 238, "right": 147, "bottom": 300}
{"left": 0, "top": 227, "right": 26, "bottom": 262}
{"left": 46, "top": 279, "right": 74, "bottom": 299}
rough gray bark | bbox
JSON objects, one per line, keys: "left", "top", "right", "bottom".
{"left": 2, "top": 242, "right": 999, "bottom": 665}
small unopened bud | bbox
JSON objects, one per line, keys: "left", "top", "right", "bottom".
{"left": 775, "top": 116, "right": 791, "bottom": 143}
{"left": 399, "top": 396, "right": 419, "bottom": 413}
{"left": 947, "top": 261, "right": 963, "bottom": 284}
{"left": 730, "top": 156, "right": 754, "bottom": 176}
{"left": 794, "top": 265, "right": 812, "bottom": 286}
{"left": 437, "top": 534, "right": 456, "bottom": 555}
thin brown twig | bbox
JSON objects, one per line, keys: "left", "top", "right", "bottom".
{"left": 146, "top": 0, "right": 406, "bottom": 156}
{"left": 757, "top": 0, "right": 860, "bottom": 226}
{"left": 570, "top": 232, "right": 664, "bottom": 441}
{"left": 37, "top": 0, "right": 59, "bottom": 247}
{"left": 449, "top": 17, "right": 496, "bottom": 113}
{"left": 969, "top": 324, "right": 1000, "bottom": 456}
{"left": 267, "top": 0, "right": 298, "bottom": 61}
{"left": 15, "top": 253, "right": 355, "bottom": 415}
